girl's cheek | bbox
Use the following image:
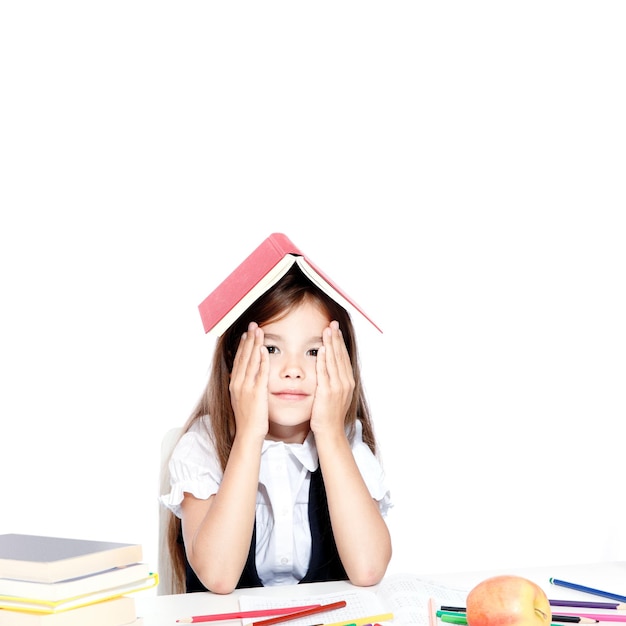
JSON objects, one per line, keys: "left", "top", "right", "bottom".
{"left": 267, "top": 360, "right": 276, "bottom": 377}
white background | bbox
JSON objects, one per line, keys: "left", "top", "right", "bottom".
{"left": 1, "top": 2, "right": 625, "bottom": 590}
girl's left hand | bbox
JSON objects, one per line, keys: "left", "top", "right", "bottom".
{"left": 310, "top": 321, "right": 355, "bottom": 436}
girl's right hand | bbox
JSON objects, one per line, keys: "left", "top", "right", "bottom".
{"left": 229, "top": 322, "right": 270, "bottom": 441}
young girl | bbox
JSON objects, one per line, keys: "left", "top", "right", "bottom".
{"left": 161, "top": 264, "right": 392, "bottom": 594}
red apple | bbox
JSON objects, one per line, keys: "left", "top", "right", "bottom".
{"left": 466, "top": 574, "right": 552, "bottom": 626}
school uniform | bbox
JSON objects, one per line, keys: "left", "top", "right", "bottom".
{"left": 160, "top": 415, "right": 392, "bottom": 589}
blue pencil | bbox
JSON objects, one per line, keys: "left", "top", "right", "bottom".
{"left": 550, "top": 578, "right": 626, "bottom": 603}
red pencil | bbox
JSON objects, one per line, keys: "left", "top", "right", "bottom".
{"left": 176, "top": 605, "right": 322, "bottom": 624}
{"left": 252, "top": 601, "right": 348, "bottom": 626}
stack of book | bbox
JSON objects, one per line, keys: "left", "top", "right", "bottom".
{"left": 0, "top": 533, "right": 158, "bottom": 625}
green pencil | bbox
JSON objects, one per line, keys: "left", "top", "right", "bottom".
{"left": 437, "top": 612, "right": 586, "bottom": 626}
{"left": 437, "top": 611, "right": 467, "bottom": 624}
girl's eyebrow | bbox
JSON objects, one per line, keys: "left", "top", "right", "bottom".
{"left": 263, "top": 333, "right": 323, "bottom": 343}
{"left": 262, "top": 333, "right": 281, "bottom": 342}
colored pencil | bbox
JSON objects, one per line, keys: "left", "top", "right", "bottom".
{"left": 438, "top": 607, "right": 596, "bottom": 621}
{"left": 428, "top": 598, "right": 438, "bottom": 626}
{"left": 550, "top": 578, "right": 626, "bottom": 603}
{"left": 551, "top": 613, "right": 626, "bottom": 623}
{"left": 252, "top": 601, "right": 348, "bottom": 626}
{"left": 437, "top": 610, "right": 596, "bottom": 624}
{"left": 550, "top": 599, "right": 626, "bottom": 610}
{"left": 323, "top": 613, "right": 394, "bottom": 626}
{"left": 438, "top": 615, "right": 588, "bottom": 626}
{"left": 443, "top": 600, "right": 626, "bottom": 612}
{"left": 176, "top": 606, "right": 322, "bottom": 624}
{"left": 438, "top": 613, "right": 467, "bottom": 625}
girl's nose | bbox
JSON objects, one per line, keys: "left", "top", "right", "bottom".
{"left": 280, "top": 358, "right": 304, "bottom": 379}
{"left": 282, "top": 368, "right": 303, "bottom": 379}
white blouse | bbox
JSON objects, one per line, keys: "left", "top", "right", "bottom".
{"left": 160, "top": 416, "right": 392, "bottom": 587}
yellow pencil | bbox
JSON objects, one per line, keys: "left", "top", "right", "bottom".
{"left": 323, "top": 612, "right": 394, "bottom": 626}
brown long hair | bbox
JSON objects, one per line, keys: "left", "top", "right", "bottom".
{"left": 163, "top": 265, "right": 377, "bottom": 593}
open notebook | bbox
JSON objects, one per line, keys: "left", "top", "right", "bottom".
{"left": 238, "top": 573, "right": 469, "bottom": 626}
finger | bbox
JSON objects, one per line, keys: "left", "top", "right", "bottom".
{"left": 249, "top": 325, "right": 266, "bottom": 382}
{"left": 230, "top": 332, "right": 247, "bottom": 386}
{"left": 231, "top": 322, "right": 258, "bottom": 384}
{"left": 327, "top": 321, "right": 351, "bottom": 383}
{"left": 315, "top": 343, "right": 329, "bottom": 386}
{"left": 257, "top": 341, "right": 270, "bottom": 387}
{"left": 241, "top": 325, "right": 265, "bottom": 384}
{"left": 319, "top": 325, "right": 338, "bottom": 385}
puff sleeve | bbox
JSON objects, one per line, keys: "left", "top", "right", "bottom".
{"left": 159, "top": 418, "right": 224, "bottom": 519}
{"left": 351, "top": 421, "right": 393, "bottom": 517}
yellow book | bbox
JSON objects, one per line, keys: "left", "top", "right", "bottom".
{"left": 0, "top": 573, "right": 158, "bottom": 613}
{"left": 0, "top": 596, "right": 137, "bottom": 626}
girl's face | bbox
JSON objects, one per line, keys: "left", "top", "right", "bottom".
{"left": 261, "top": 298, "right": 330, "bottom": 442}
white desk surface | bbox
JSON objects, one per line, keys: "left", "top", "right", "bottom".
{"left": 135, "top": 562, "right": 626, "bottom": 626}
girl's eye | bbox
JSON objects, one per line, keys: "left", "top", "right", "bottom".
{"left": 265, "top": 345, "right": 278, "bottom": 354}
{"left": 307, "top": 348, "right": 319, "bottom": 357}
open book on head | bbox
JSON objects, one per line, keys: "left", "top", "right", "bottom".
{"left": 198, "top": 232, "right": 382, "bottom": 336}
{"left": 238, "top": 573, "right": 469, "bottom": 626}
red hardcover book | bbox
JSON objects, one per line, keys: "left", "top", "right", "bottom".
{"left": 198, "top": 232, "right": 382, "bottom": 336}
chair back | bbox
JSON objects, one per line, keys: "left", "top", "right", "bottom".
{"left": 158, "top": 427, "right": 182, "bottom": 595}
